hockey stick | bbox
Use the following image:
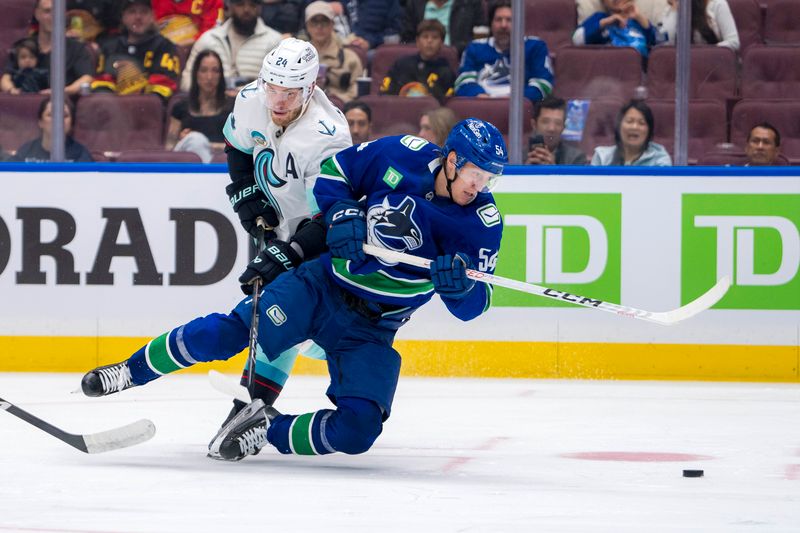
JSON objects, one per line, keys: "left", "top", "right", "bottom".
{"left": 0, "top": 397, "right": 155, "bottom": 454}
{"left": 245, "top": 218, "right": 271, "bottom": 396}
{"left": 208, "top": 370, "right": 251, "bottom": 404}
{"left": 362, "top": 244, "right": 730, "bottom": 326}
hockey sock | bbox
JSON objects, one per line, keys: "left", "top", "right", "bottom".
{"left": 238, "top": 345, "right": 300, "bottom": 404}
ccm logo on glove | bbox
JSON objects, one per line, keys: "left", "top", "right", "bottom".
{"left": 331, "top": 207, "right": 365, "bottom": 222}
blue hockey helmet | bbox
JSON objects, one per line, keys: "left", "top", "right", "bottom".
{"left": 442, "top": 118, "right": 508, "bottom": 180}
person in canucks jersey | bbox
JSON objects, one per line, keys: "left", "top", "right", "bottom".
{"left": 80, "top": 117, "right": 507, "bottom": 461}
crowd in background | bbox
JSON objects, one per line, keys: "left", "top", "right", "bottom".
{"left": 0, "top": 0, "right": 795, "bottom": 167}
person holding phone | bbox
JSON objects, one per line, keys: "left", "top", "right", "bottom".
{"left": 526, "top": 96, "right": 587, "bottom": 166}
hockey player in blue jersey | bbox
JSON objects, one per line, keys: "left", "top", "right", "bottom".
{"left": 80, "top": 117, "right": 507, "bottom": 461}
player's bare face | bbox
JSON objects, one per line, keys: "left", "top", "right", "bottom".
{"left": 265, "top": 84, "right": 304, "bottom": 127}
{"left": 438, "top": 157, "right": 494, "bottom": 206}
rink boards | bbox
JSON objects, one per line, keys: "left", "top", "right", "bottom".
{"left": 0, "top": 163, "right": 798, "bottom": 381}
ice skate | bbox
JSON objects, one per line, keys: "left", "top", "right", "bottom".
{"left": 81, "top": 361, "right": 136, "bottom": 397}
{"left": 208, "top": 399, "right": 279, "bottom": 461}
{"left": 207, "top": 399, "right": 247, "bottom": 449}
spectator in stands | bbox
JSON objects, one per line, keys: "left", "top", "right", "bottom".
{"left": 19, "top": 0, "right": 95, "bottom": 96}
{"left": 744, "top": 123, "right": 784, "bottom": 166}
{"left": 181, "top": 0, "right": 282, "bottom": 93}
{"left": 381, "top": 19, "right": 454, "bottom": 103}
{"left": 66, "top": 0, "right": 123, "bottom": 44}
{"left": 656, "top": 0, "right": 739, "bottom": 51}
{"left": 590, "top": 99, "right": 671, "bottom": 166}
{"left": 261, "top": 0, "right": 305, "bottom": 35}
{"left": 304, "top": 1, "right": 362, "bottom": 103}
{"left": 91, "top": 0, "right": 180, "bottom": 100}
{"left": 578, "top": 0, "right": 668, "bottom": 26}
{"left": 526, "top": 96, "right": 588, "bottom": 166}
{"left": 343, "top": 100, "right": 372, "bottom": 144}
{"left": 417, "top": 107, "right": 457, "bottom": 146}
{"left": 340, "top": 0, "right": 403, "bottom": 51}
{"left": 153, "top": 0, "right": 223, "bottom": 47}
{"left": 455, "top": 0, "right": 554, "bottom": 103}
{"left": 11, "top": 98, "right": 93, "bottom": 163}
{"left": 400, "top": 0, "right": 486, "bottom": 55}
{"left": 166, "top": 50, "right": 233, "bottom": 162}
{"left": 0, "top": 38, "right": 49, "bottom": 95}
{"left": 573, "top": 0, "right": 657, "bottom": 59}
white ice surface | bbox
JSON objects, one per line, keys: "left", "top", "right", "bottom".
{"left": 1, "top": 373, "right": 799, "bottom": 533}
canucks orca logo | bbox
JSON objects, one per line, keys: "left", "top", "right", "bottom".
{"left": 367, "top": 196, "right": 423, "bottom": 251}
{"left": 254, "top": 148, "right": 287, "bottom": 189}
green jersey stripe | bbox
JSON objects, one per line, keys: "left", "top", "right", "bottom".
{"left": 331, "top": 258, "right": 434, "bottom": 298}
{"left": 289, "top": 412, "right": 317, "bottom": 455}
{"left": 145, "top": 332, "right": 184, "bottom": 375}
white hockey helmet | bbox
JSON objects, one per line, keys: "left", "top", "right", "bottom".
{"left": 258, "top": 38, "right": 319, "bottom": 109}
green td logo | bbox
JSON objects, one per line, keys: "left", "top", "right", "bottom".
{"left": 493, "top": 193, "right": 621, "bottom": 307}
{"left": 682, "top": 194, "right": 800, "bottom": 310}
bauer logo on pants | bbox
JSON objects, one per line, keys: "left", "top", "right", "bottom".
{"left": 682, "top": 194, "right": 800, "bottom": 310}
{"left": 266, "top": 305, "right": 287, "bottom": 326}
{"left": 491, "top": 193, "right": 621, "bottom": 307}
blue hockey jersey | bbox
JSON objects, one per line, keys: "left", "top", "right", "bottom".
{"left": 314, "top": 135, "right": 503, "bottom": 321}
{"left": 454, "top": 36, "right": 554, "bottom": 102}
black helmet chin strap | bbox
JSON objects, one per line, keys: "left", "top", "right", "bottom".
{"left": 444, "top": 156, "right": 459, "bottom": 202}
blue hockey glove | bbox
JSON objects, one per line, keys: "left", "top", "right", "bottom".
{"left": 325, "top": 199, "right": 367, "bottom": 266}
{"left": 225, "top": 180, "right": 279, "bottom": 238}
{"left": 238, "top": 240, "right": 301, "bottom": 295}
{"left": 430, "top": 253, "right": 476, "bottom": 299}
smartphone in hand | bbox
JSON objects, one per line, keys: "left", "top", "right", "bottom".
{"left": 529, "top": 134, "right": 545, "bottom": 151}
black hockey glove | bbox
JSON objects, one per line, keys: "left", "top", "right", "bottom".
{"left": 325, "top": 199, "right": 367, "bottom": 266}
{"left": 225, "top": 180, "right": 279, "bottom": 238}
{"left": 430, "top": 253, "right": 476, "bottom": 300}
{"left": 238, "top": 240, "right": 301, "bottom": 295}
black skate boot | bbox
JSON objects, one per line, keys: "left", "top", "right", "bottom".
{"left": 207, "top": 399, "right": 247, "bottom": 450}
{"left": 208, "top": 399, "right": 280, "bottom": 461}
{"left": 81, "top": 361, "right": 136, "bottom": 397}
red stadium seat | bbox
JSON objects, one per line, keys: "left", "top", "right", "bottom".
{"left": 577, "top": 97, "right": 623, "bottom": 158}
{"left": 356, "top": 94, "right": 440, "bottom": 138}
{"left": 553, "top": 46, "right": 643, "bottom": 101}
{"left": 647, "top": 99, "right": 729, "bottom": 163}
{"left": 699, "top": 145, "right": 790, "bottom": 165}
{"left": 646, "top": 46, "right": 737, "bottom": 104}
{"left": 524, "top": 0, "right": 576, "bottom": 53}
{"left": 730, "top": 99, "right": 800, "bottom": 163}
{"left": 369, "top": 44, "right": 459, "bottom": 95}
{"left": 115, "top": 150, "right": 202, "bottom": 163}
{"left": 73, "top": 94, "right": 165, "bottom": 153}
{"left": 444, "top": 96, "right": 533, "bottom": 137}
{"left": 741, "top": 45, "right": 800, "bottom": 99}
{"left": 1, "top": 0, "right": 34, "bottom": 30}
{"left": 0, "top": 93, "right": 47, "bottom": 153}
{"left": 727, "top": 0, "right": 764, "bottom": 53}
{"left": 763, "top": 0, "right": 800, "bottom": 44}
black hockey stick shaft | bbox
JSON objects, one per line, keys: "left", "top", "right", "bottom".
{"left": 246, "top": 217, "right": 270, "bottom": 396}
{"left": 0, "top": 396, "right": 88, "bottom": 452}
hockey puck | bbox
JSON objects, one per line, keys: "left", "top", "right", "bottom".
{"left": 683, "top": 469, "right": 704, "bottom": 478}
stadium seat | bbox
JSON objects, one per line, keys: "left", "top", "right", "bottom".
{"left": 741, "top": 45, "right": 800, "bottom": 99}
{"left": 115, "top": 150, "right": 202, "bottom": 163}
{"left": 369, "top": 44, "right": 459, "bottom": 95}
{"left": 647, "top": 99, "right": 728, "bottom": 163}
{"left": 727, "top": 0, "right": 764, "bottom": 53}
{"left": 576, "top": 97, "right": 623, "bottom": 157}
{"left": 163, "top": 93, "right": 188, "bottom": 140}
{"left": 445, "top": 96, "right": 533, "bottom": 137}
{"left": 0, "top": 93, "right": 47, "bottom": 153}
{"left": 730, "top": 99, "right": 800, "bottom": 163}
{"left": 646, "top": 46, "right": 737, "bottom": 104}
{"left": 699, "top": 145, "right": 790, "bottom": 165}
{"left": 552, "top": 46, "right": 643, "bottom": 101}
{"left": 763, "top": 0, "right": 800, "bottom": 44}
{"left": 524, "top": 0, "right": 576, "bottom": 53}
{"left": 356, "top": 94, "right": 440, "bottom": 138}
{"left": 73, "top": 94, "right": 165, "bottom": 153}
{"left": 1, "top": 0, "right": 34, "bottom": 30}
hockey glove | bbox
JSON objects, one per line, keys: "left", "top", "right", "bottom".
{"left": 430, "top": 253, "right": 476, "bottom": 300}
{"left": 225, "top": 180, "right": 279, "bottom": 238}
{"left": 325, "top": 199, "right": 367, "bottom": 266}
{"left": 238, "top": 240, "right": 301, "bottom": 295}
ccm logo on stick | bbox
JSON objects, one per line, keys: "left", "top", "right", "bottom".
{"left": 542, "top": 288, "right": 603, "bottom": 307}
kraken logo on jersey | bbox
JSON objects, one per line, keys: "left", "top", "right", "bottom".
{"left": 367, "top": 196, "right": 423, "bottom": 251}
{"left": 254, "top": 148, "right": 287, "bottom": 189}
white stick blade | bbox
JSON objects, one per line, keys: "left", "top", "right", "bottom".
{"left": 82, "top": 419, "right": 156, "bottom": 454}
{"left": 650, "top": 275, "right": 732, "bottom": 325}
{"left": 208, "top": 370, "right": 251, "bottom": 404}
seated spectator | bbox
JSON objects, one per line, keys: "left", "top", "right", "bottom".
{"left": 181, "top": 0, "right": 282, "bottom": 93}
{"left": 0, "top": 38, "right": 49, "bottom": 94}
{"left": 526, "top": 96, "right": 588, "bottom": 166}
{"left": 305, "top": 1, "right": 362, "bottom": 103}
{"left": 591, "top": 99, "right": 671, "bottom": 166}
{"left": 381, "top": 19, "right": 455, "bottom": 103}
{"left": 341, "top": 0, "right": 403, "bottom": 51}
{"left": 66, "top": 0, "right": 123, "bottom": 44}
{"left": 17, "top": 0, "right": 95, "bottom": 96}
{"left": 400, "top": 0, "right": 486, "bottom": 55}
{"left": 744, "top": 123, "right": 784, "bottom": 166}
{"left": 261, "top": 0, "right": 305, "bottom": 35}
{"left": 343, "top": 100, "right": 372, "bottom": 144}
{"left": 92, "top": 0, "right": 180, "bottom": 100}
{"left": 657, "top": 0, "right": 738, "bottom": 50}
{"left": 166, "top": 50, "right": 233, "bottom": 162}
{"left": 417, "top": 107, "right": 457, "bottom": 146}
{"left": 455, "top": 0, "right": 554, "bottom": 103}
{"left": 154, "top": 0, "right": 223, "bottom": 46}
{"left": 11, "top": 98, "right": 93, "bottom": 162}
{"left": 578, "top": 0, "right": 668, "bottom": 25}
{"left": 573, "top": 0, "right": 656, "bottom": 59}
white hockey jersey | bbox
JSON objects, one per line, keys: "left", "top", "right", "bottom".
{"left": 222, "top": 83, "right": 352, "bottom": 240}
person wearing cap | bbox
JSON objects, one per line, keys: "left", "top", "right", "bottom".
{"left": 91, "top": 0, "right": 180, "bottom": 99}
{"left": 180, "top": 0, "right": 282, "bottom": 93}
{"left": 303, "top": 0, "right": 362, "bottom": 103}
